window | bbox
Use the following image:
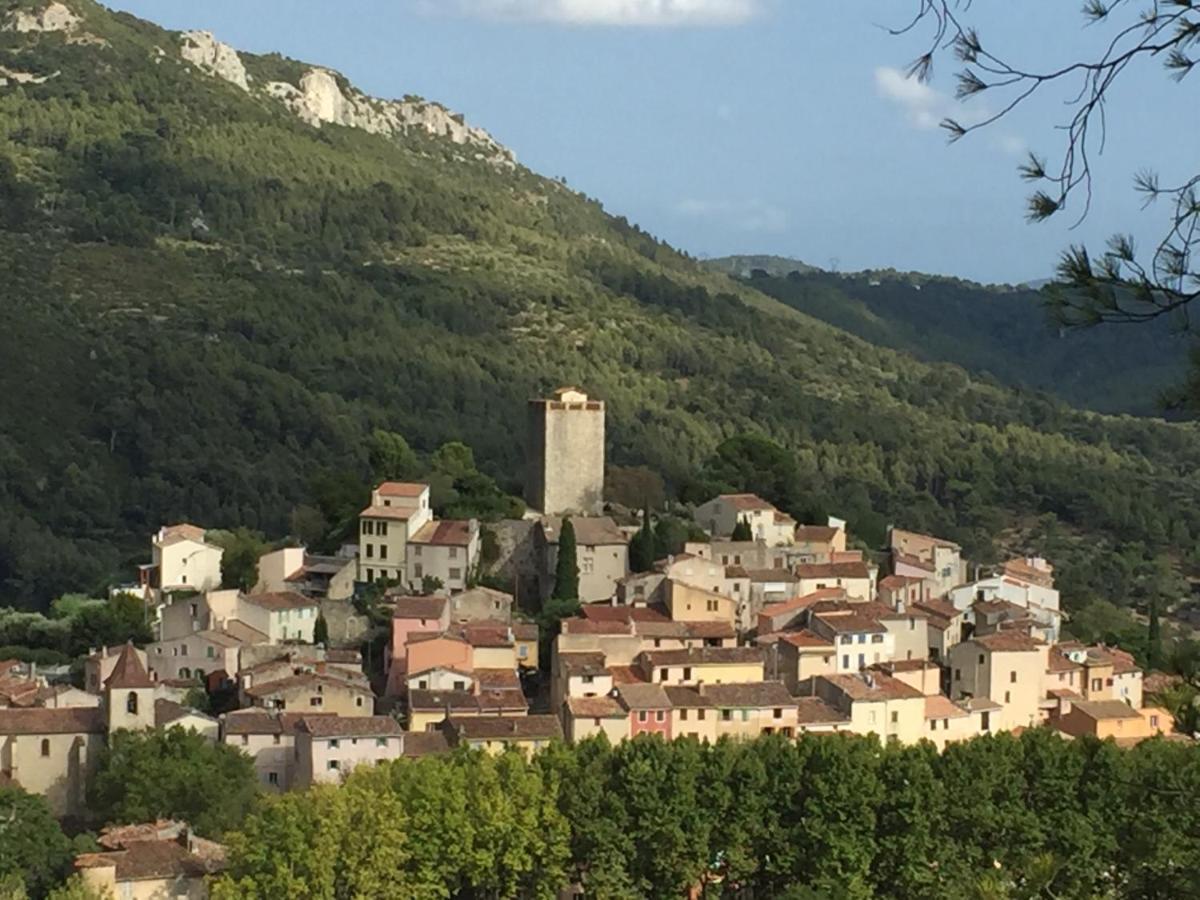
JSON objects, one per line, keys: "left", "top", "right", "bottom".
{"left": 954, "top": 668, "right": 961, "bottom": 680}
{"left": 366, "top": 544, "right": 374, "bottom": 559}
{"left": 868, "top": 711, "right": 877, "bottom": 725}
{"left": 377, "top": 738, "right": 388, "bottom": 747}
{"left": 978, "top": 654, "right": 985, "bottom": 665}
{"left": 707, "top": 600, "right": 718, "bottom": 612}
{"left": 857, "top": 634, "right": 866, "bottom": 644}
{"left": 680, "top": 709, "right": 689, "bottom": 721}
{"left": 310, "top": 697, "right": 323, "bottom": 707}
{"left": 181, "top": 645, "right": 189, "bottom": 657}
{"left": 414, "top": 565, "right": 423, "bottom": 579}
{"left": 190, "top": 602, "right": 198, "bottom": 616}
{"left": 273, "top": 734, "right": 281, "bottom": 746}
{"left": 206, "top": 646, "right": 215, "bottom": 659}
{"left": 355, "top": 697, "right": 364, "bottom": 708}
{"left": 871, "top": 634, "right": 883, "bottom": 644}
{"left": 773, "top": 708, "right": 782, "bottom": 719}
{"left": 697, "top": 709, "right": 706, "bottom": 720}
{"left": 741, "top": 710, "right": 750, "bottom": 722}
{"left": 637, "top": 711, "right": 647, "bottom": 722}
{"left": 181, "top": 575, "right": 187, "bottom": 584}
{"left": 942, "top": 719, "right": 949, "bottom": 729}
{"left": 329, "top": 739, "right": 340, "bottom": 749}
{"left": 1010, "top": 671, "right": 1017, "bottom": 683}
{"left": 518, "top": 645, "right": 528, "bottom": 659}
{"left": 1106, "top": 677, "right": 1114, "bottom": 687}
{"left": 366, "top": 569, "right": 374, "bottom": 583}
{"left": 363, "top": 521, "right": 373, "bottom": 535}
{"left": 413, "top": 546, "right": 421, "bottom": 557}
{"left": 929, "top": 720, "right": 937, "bottom": 732}
{"left": 380, "top": 545, "right": 387, "bottom": 560}
{"left": 1092, "top": 678, "right": 1102, "bottom": 692}
{"left": 890, "top": 711, "right": 898, "bottom": 724}
{"left": 328, "top": 760, "right": 339, "bottom": 770}
{"left": 418, "top": 680, "right": 428, "bottom": 689}
{"left": 1004, "top": 691, "right": 1011, "bottom": 704}
{"left": 721, "top": 710, "right": 733, "bottom": 721}
{"left": 842, "top": 655, "right": 850, "bottom": 669}
{"left": 449, "top": 568, "right": 462, "bottom": 580}
{"left": 379, "top": 522, "right": 388, "bottom": 536}
{"left": 454, "top": 680, "right": 467, "bottom": 690}
{"left": 909, "top": 617, "right": 915, "bottom": 630}
{"left": 655, "top": 711, "right": 665, "bottom": 722}
{"left": 857, "top": 654, "right": 865, "bottom": 669}
{"left": 268, "top": 772, "right": 279, "bottom": 785}
{"left": 449, "top": 547, "right": 458, "bottom": 560}
{"left": 1150, "top": 715, "right": 1160, "bottom": 728}
{"left": 841, "top": 636, "right": 852, "bottom": 645}
{"left": 40, "top": 738, "right": 50, "bottom": 757}
{"left": 126, "top": 691, "right": 139, "bottom": 714}
{"left": 682, "top": 667, "right": 692, "bottom": 681}
{"left": 659, "top": 669, "right": 669, "bottom": 682}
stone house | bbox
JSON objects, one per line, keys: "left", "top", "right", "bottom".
{"left": 294, "top": 715, "right": 405, "bottom": 786}
{"left": 539, "top": 515, "right": 629, "bottom": 604}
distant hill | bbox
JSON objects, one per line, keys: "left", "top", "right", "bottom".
{"left": 722, "top": 268, "right": 1190, "bottom": 416}
{"left": 1, "top": 0, "right": 1199, "bottom": 618}
{"left": 705, "top": 254, "right": 820, "bottom": 278}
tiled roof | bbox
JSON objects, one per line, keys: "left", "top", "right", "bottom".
{"left": 376, "top": 482, "right": 427, "bottom": 498}
{"left": 821, "top": 672, "right": 925, "bottom": 702}
{"left": 911, "top": 597, "right": 959, "bottom": 622}
{"left": 461, "top": 623, "right": 513, "bottom": 649}
{"left": 778, "top": 630, "right": 835, "bottom": 649}
{"left": 560, "top": 617, "right": 633, "bottom": 636}
{"left": 390, "top": 595, "right": 448, "bottom": 620}
{"left": 878, "top": 574, "right": 926, "bottom": 591}
{"left": 924, "top": 695, "right": 969, "bottom": 720}
{"left": 558, "top": 652, "right": 608, "bottom": 677}
{"left": 76, "top": 835, "right": 226, "bottom": 881}
{"left": 795, "top": 697, "right": 850, "bottom": 725}
{"left": 475, "top": 668, "right": 521, "bottom": 690}
{"left": 1072, "top": 699, "right": 1143, "bottom": 720}
{"left": 663, "top": 686, "right": 714, "bottom": 708}
{"left": 403, "top": 731, "right": 452, "bottom": 756}
{"left": 155, "top": 700, "right": 214, "bottom": 728}
{"left": 512, "top": 622, "right": 538, "bottom": 641}
{"left": 795, "top": 562, "right": 872, "bottom": 579}
{"left": 105, "top": 642, "right": 155, "bottom": 689}
{"left": 220, "top": 620, "right": 269, "bottom": 644}
{"left": 407, "top": 664, "right": 475, "bottom": 681}
{"left": 243, "top": 672, "right": 373, "bottom": 699}
{"left": 409, "top": 520, "right": 474, "bottom": 547}
{"left": 408, "top": 689, "right": 527, "bottom": 714}
{"left": 450, "top": 714, "right": 563, "bottom": 741}
{"left": 794, "top": 525, "right": 839, "bottom": 543}
{"left": 299, "top": 715, "right": 403, "bottom": 737}
{"left": 639, "top": 646, "right": 765, "bottom": 667}
{"left": 810, "top": 612, "right": 887, "bottom": 635}
{"left": 1047, "top": 648, "right": 1083, "bottom": 673}
{"left": 581, "top": 604, "right": 671, "bottom": 624}
{"left": 608, "top": 665, "right": 647, "bottom": 685}
{"left": 360, "top": 505, "right": 414, "bottom": 521}
{"left": 972, "top": 633, "right": 1045, "bottom": 653}
{"left": 241, "top": 591, "right": 315, "bottom": 612}
{"left": 701, "top": 681, "right": 793, "bottom": 708}
{"left": 745, "top": 568, "right": 799, "bottom": 583}
{"left": 0, "top": 707, "right": 104, "bottom": 735}
{"left": 680, "top": 620, "right": 737, "bottom": 640}
{"left": 760, "top": 589, "right": 845, "bottom": 621}
{"left": 541, "top": 516, "right": 628, "bottom": 546}
{"left": 221, "top": 710, "right": 329, "bottom": 736}
{"left": 717, "top": 493, "right": 776, "bottom": 511}
{"left": 615, "top": 683, "right": 672, "bottom": 710}
{"left": 566, "top": 696, "right": 626, "bottom": 718}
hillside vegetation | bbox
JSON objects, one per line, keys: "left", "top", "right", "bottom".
{"left": 1, "top": 0, "right": 1199, "bottom": 623}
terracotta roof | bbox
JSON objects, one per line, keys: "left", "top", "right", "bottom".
{"left": 1109, "top": 648, "right": 1141, "bottom": 676}
{"left": 409, "top": 520, "right": 474, "bottom": 547}
{"left": 893, "top": 552, "right": 936, "bottom": 573}
{"left": 560, "top": 617, "right": 633, "bottom": 636}
{"left": 359, "top": 505, "right": 414, "bottom": 521}
{"left": 475, "top": 668, "right": 521, "bottom": 690}
{"left": 450, "top": 714, "right": 563, "bottom": 741}
{"left": 961, "top": 697, "right": 1004, "bottom": 712}
{"left": 795, "top": 562, "right": 872, "bottom": 579}
{"left": 566, "top": 696, "right": 626, "bottom": 718}
{"left": 299, "top": 715, "right": 403, "bottom": 737}
{"left": 408, "top": 689, "right": 527, "bottom": 714}
{"left": 680, "top": 620, "right": 738, "bottom": 640}
{"left": 778, "top": 630, "right": 835, "bottom": 649}
{"left": 221, "top": 710, "right": 330, "bottom": 736}
{"left": 376, "top": 482, "right": 427, "bottom": 498}
{"left": 461, "top": 623, "right": 514, "bottom": 649}
{"left": 241, "top": 591, "right": 315, "bottom": 612}
{"left": 406, "top": 665, "right": 475, "bottom": 681}
{"left": 390, "top": 595, "right": 448, "bottom": 620}
{"left": 717, "top": 493, "right": 776, "bottom": 511}
{"left": 541, "top": 515, "right": 628, "bottom": 547}
{"left": 794, "top": 525, "right": 839, "bottom": 543}
{"left": 608, "top": 665, "right": 646, "bottom": 685}
{"left": 810, "top": 612, "right": 887, "bottom": 635}
{"left": 105, "top": 642, "right": 155, "bottom": 689}
{"left": 924, "top": 695, "right": 969, "bottom": 720}
{"left": 407, "top": 631, "right": 469, "bottom": 646}
{"left": 76, "top": 835, "right": 226, "bottom": 881}
{"left": 973, "top": 598, "right": 1027, "bottom": 617}
{"left": 701, "top": 681, "right": 793, "bottom": 708}
{"left": 1072, "top": 699, "right": 1143, "bottom": 720}
{"left": 243, "top": 672, "right": 373, "bottom": 699}
{"left": 971, "top": 633, "right": 1045, "bottom": 653}
{"left": 404, "top": 731, "right": 452, "bottom": 756}
{"left": 558, "top": 652, "right": 609, "bottom": 676}
{"left": 512, "top": 622, "right": 538, "bottom": 641}
{"left": 760, "top": 589, "right": 845, "bottom": 621}
{"left": 639, "top": 646, "right": 765, "bottom": 667}
{"left": 1047, "top": 648, "right": 1083, "bottom": 673}
{"left": 155, "top": 523, "right": 209, "bottom": 546}
{"left": 581, "top": 604, "right": 671, "bottom": 624}
{"left": 744, "top": 568, "right": 800, "bottom": 584}
{"left": 219, "top": 620, "right": 269, "bottom": 644}
{"left": 1047, "top": 688, "right": 1083, "bottom": 700}
{"left": 615, "top": 683, "right": 672, "bottom": 710}
{"left": 795, "top": 697, "right": 850, "bottom": 725}
{"left": 878, "top": 574, "right": 926, "bottom": 591}
{"left": 663, "top": 686, "right": 714, "bottom": 708}
{"left": 911, "top": 597, "right": 959, "bottom": 623}
{"left": 155, "top": 700, "right": 214, "bottom": 728}
{"left": 0, "top": 707, "right": 104, "bottom": 735}
{"left": 820, "top": 672, "right": 925, "bottom": 702}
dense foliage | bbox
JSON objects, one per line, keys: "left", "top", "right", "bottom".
{"left": 212, "top": 731, "right": 1200, "bottom": 899}
{"left": 0, "top": 786, "right": 74, "bottom": 899}
{"left": 728, "top": 266, "right": 1190, "bottom": 417}
{"left": 0, "top": 0, "right": 1198, "bottom": 636}
{"left": 86, "top": 727, "right": 260, "bottom": 837}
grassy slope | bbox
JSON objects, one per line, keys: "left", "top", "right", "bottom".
{"left": 0, "top": 0, "right": 1198, "bottom": 612}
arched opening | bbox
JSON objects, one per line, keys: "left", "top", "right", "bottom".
{"left": 40, "top": 738, "right": 50, "bottom": 757}
{"left": 126, "top": 691, "right": 139, "bottom": 715}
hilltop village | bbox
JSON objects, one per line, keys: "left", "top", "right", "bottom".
{"left": 0, "top": 386, "right": 1184, "bottom": 894}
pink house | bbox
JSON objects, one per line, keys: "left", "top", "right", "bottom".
{"left": 617, "top": 683, "right": 672, "bottom": 739}
{"left": 387, "top": 596, "right": 450, "bottom": 683}
{"left": 397, "top": 634, "right": 473, "bottom": 695}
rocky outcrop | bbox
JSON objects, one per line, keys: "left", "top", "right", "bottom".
{"left": 0, "top": 65, "right": 57, "bottom": 86}
{"left": 267, "top": 67, "right": 515, "bottom": 166}
{"left": 180, "top": 30, "right": 249, "bottom": 92}
{"left": 3, "top": 1, "right": 80, "bottom": 33}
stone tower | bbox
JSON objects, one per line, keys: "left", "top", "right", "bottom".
{"left": 525, "top": 387, "right": 605, "bottom": 516}
{"left": 104, "top": 642, "right": 156, "bottom": 733}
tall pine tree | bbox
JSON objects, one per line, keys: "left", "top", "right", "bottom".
{"left": 630, "top": 506, "right": 656, "bottom": 573}
{"left": 554, "top": 518, "right": 579, "bottom": 601}
{"left": 731, "top": 517, "right": 753, "bottom": 541}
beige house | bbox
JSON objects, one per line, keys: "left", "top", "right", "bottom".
{"left": 564, "top": 695, "right": 629, "bottom": 744}
{"left": 888, "top": 528, "right": 967, "bottom": 599}
{"left": 794, "top": 697, "right": 853, "bottom": 735}
{"left": 406, "top": 687, "right": 528, "bottom": 733}
{"left": 255, "top": 545, "right": 355, "bottom": 602}
{"left": 795, "top": 561, "right": 876, "bottom": 602}
{"left": 236, "top": 591, "right": 320, "bottom": 643}
{"left": 294, "top": 716, "right": 404, "bottom": 786}
{"left": 948, "top": 633, "right": 1049, "bottom": 730}
{"left": 869, "top": 659, "right": 942, "bottom": 696}
{"left": 139, "top": 523, "right": 223, "bottom": 599}
{"left": 1053, "top": 699, "right": 1172, "bottom": 743}
{"left": 451, "top": 586, "right": 514, "bottom": 624}
{"left": 664, "top": 686, "right": 719, "bottom": 743}
{"left": 693, "top": 494, "right": 796, "bottom": 546}
{"left": 242, "top": 672, "right": 374, "bottom": 716}
{"left": 408, "top": 519, "right": 481, "bottom": 593}
{"left": 703, "top": 681, "right": 798, "bottom": 738}
{"left": 76, "top": 821, "right": 225, "bottom": 900}
{"left": 923, "top": 694, "right": 988, "bottom": 750}
{"left": 147, "top": 627, "right": 265, "bottom": 684}
{"left": 774, "top": 631, "right": 837, "bottom": 691}
{"left": 911, "top": 597, "right": 965, "bottom": 662}
{"left": 552, "top": 651, "right": 613, "bottom": 709}
{"left": 220, "top": 709, "right": 318, "bottom": 791}
{"left": 444, "top": 714, "right": 563, "bottom": 755}
{"left": 540, "top": 516, "right": 629, "bottom": 603}
{"left": 812, "top": 671, "right": 926, "bottom": 744}
{"left": 358, "top": 482, "right": 433, "bottom": 585}
{"left": 665, "top": 580, "right": 736, "bottom": 625}
{"left": 637, "top": 646, "right": 765, "bottom": 686}
{"left": 791, "top": 520, "right": 847, "bottom": 564}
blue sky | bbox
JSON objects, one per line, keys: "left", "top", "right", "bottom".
{"left": 106, "top": 0, "right": 1191, "bottom": 284}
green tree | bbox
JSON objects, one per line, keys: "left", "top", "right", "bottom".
{"left": 288, "top": 504, "right": 328, "bottom": 548}
{"left": 553, "top": 518, "right": 578, "bottom": 601}
{"left": 312, "top": 611, "right": 329, "bottom": 646}
{"left": 368, "top": 430, "right": 421, "bottom": 481}
{"left": 0, "top": 785, "right": 73, "bottom": 899}
{"left": 731, "top": 517, "right": 753, "bottom": 541}
{"left": 68, "top": 592, "right": 152, "bottom": 657}
{"left": 1148, "top": 598, "right": 1162, "bottom": 671}
{"left": 208, "top": 528, "right": 269, "bottom": 593}
{"left": 87, "top": 728, "right": 259, "bottom": 837}
{"left": 629, "top": 507, "right": 656, "bottom": 573}
{"left": 45, "top": 876, "right": 110, "bottom": 900}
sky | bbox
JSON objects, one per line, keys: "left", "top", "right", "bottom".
{"left": 105, "top": 0, "right": 1193, "bottom": 284}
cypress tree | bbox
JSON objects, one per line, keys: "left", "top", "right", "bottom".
{"left": 630, "top": 506, "right": 655, "bottom": 573}
{"left": 1148, "top": 599, "right": 1162, "bottom": 671}
{"left": 731, "top": 516, "right": 753, "bottom": 541}
{"left": 554, "top": 518, "right": 579, "bottom": 601}
{"left": 313, "top": 612, "right": 330, "bottom": 646}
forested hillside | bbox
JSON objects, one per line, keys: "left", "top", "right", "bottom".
{"left": 2, "top": 0, "right": 1199, "bottom": 626}
{"left": 710, "top": 262, "right": 1191, "bottom": 416}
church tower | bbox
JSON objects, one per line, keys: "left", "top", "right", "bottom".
{"left": 104, "top": 642, "right": 156, "bottom": 733}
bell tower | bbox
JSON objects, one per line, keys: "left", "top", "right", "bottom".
{"left": 104, "top": 642, "right": 156, "bottom": 733}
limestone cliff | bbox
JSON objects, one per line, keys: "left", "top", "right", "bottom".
{"left": 179, "top": 30, "right": 249, "bottom": 92}
{"left": 2, "top": 0, "right": 78, "bottom": 33}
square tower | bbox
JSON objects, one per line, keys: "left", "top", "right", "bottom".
{"left": 526, "top": 387, "right": 605, "bottom": 516}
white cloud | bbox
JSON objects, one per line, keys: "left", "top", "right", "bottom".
{"left": 676, "top": 197, "right": 788, "bottom": 233}
{"left": 998, "top": 134, "right": 1026, "bottom": 156}
{"left": 873, "top": 66, "right": 945, "bottom": 130}
{"left": 436, "top": 0, "right": 761, "bottom": 26}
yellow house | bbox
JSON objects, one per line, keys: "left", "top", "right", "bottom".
{"left": 1053, "top": 699, "right": 1173, "bottom": 743}
{"left": 564, "top": 695, "right": 629, "bottom": 744}
{"left": 795, "top": 561, "right": 876, "bottom": 602}
{"left": 664, "top": 686, "right": 719, "bottom": 743}
{"left": 406, "top": 688, "right": 527, "bottom": 733}
{"left": 813, "top": 671, "right": 927, "bottom": 745}
{"left": 665, "top": 580, "right": 737, "bottom": 624}
{"left": 702, "top": 682, "right": 798, "bottom": 739}
{"left": 948, "top": 633, "right": 1049, "bottom": 731}
{"left": 358, "top": 482, "right": 433, "bottom": 585}
{"left": 76, "top": 821, "right": 225, "bottom": 900}
{"left": 774, "top": 631, "right": 837, "bottom": 692}
{"left": 445, "top": 714, "right": 562, "bottom": 754}
{"left": 243, "top": 672, "right": 374, "bottom": 717}
{"left": 637, "top": 646, "right": 765, "bottom": 686}
{"left": 923, "top": 694, "right": 987, "bottom": 750}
